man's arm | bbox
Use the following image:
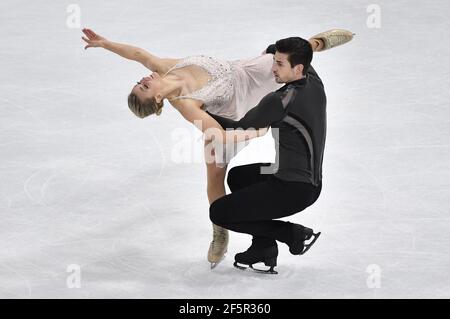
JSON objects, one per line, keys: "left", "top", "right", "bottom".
{"left": 173, "top": 100, "right": 268, "bottom": 144}
{"left": 206, "top": 92, "right": 286, "bottom": 130}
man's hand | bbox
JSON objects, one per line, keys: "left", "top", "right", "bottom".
{"left": 81, "top": 28, "right": 108, "bottom": 49}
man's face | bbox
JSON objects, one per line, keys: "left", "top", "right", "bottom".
{"left": 272, "top": 52, "right": 303, "bottom": 83}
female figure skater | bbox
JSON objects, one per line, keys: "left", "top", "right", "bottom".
{"left": 81, "top": 28, "right": 353, "bottom": 268}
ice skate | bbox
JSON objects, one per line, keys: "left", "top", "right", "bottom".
{"left": 208, "top": 224, "right": 229, "bottom": 269}
{"left": 310, "top": 29, "right": 355, "bottom": 52}
{"left": 288, "top": 224, "right": 321, "bottom": 255}
{"left": 233, "top": 238, "right": 278, "bottom": 275}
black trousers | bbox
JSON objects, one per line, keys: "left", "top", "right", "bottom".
{"left": 210, "top": 163, "right": 322, "bottom": 246}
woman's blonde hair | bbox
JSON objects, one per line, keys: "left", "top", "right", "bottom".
{"left": 127, "top": 92, "right": 164, "bottom": 118}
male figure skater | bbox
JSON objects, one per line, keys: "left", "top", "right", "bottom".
{"left": 208, "top": 36, "right": 327, "bottom": 274}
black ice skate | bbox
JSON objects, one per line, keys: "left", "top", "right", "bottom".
{"left": 289, "top": 224, "right": 321, "bottom": 255}
{"left": 233, "top": 239, "right": 278, "bottom": 275}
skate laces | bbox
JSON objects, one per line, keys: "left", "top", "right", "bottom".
{"left": 211, "top": 227, "right": 228, "bottom": 251}
{"left": 325, "top": 31, "right": 351, "bottom": 47}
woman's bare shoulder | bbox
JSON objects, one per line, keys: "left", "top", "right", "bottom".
{"left": 158, "top": 58, "right": 182, "bottom": 74}
{"left": 169, "top": 98, "right": 204, "bottom": 110}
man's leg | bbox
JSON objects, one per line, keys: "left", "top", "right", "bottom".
{"left": 210, "top": 167, "right": 322, "bottom": 248}
{"left": 226, "top": 162, "right": 273, "bottom": 191}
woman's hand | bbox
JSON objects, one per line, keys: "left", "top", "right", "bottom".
{"left": 81, "top": 28, "right": 108, "bottom": 49}
{"left": 257, "top": 126, "right": 269, "bottom": 137}
{"left": 221, "top": 126, "right": 269, "bottom": 144}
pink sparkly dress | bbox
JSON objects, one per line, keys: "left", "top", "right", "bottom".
{"left": 167, "top": 54, "right": 282, "bottom": 166}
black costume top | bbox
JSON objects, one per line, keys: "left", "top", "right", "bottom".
{"left": 207, "top": 66, "right": 327, "bottom": 186}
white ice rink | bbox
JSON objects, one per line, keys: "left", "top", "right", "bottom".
{"left": 1, "top": 0, "right": 449, "bottom": 298}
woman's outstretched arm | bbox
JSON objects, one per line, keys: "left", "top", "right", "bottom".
{"left": 81, "top": 28, "right": 178, "bottom": 73}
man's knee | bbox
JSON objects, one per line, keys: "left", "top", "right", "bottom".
{"left": 226, "top": 166, "right": 240, "bottom": 191}
{"left": 209, "top": 197, "right": 228, "bottom": 226}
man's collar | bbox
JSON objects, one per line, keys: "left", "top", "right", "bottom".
{"left": 287, "top": 75, "right": 307, "bottom": 86}
{"left": 277, "top": 75, "right": 307, "bottom": 91}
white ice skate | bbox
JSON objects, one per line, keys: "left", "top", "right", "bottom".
{"left": 208, "top": 224, "right": 229, "bottom": 269}
{"left": 310, "top": 29, "right": 355, "bottom": 52}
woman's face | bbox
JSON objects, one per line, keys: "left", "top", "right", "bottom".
{"left": 131, "top": 72, "right": 163, "bottom": 102}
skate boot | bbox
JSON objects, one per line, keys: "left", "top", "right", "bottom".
{"left": 310, "top": 29, "right": 355, "bottom": 52}
{"left": 288, "top": 224, "right": 321, "bottom": 255}
{"left": 208, "top": 224, "right": 229, "bottom": 269}
{"left": 234, "top": 238, "right": 278, "bottom": 274}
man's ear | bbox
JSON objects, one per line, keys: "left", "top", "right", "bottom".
{"left": 294, "top": 64, "right": 304, "bottom": 77}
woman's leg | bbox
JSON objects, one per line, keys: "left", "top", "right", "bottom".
{"left": 265, "top": 28, "right": 357, "bottom": 54}
{"left": 309, "top": 39, "right": 324, "bottom": 51}
{"left": 206, "top": 162, "right": 226, "bottom": 204}
{"left": 204, "top": 140, "right": 228, "bottom": 268}
{"left": 264, "top": 39, "right": 324, "bottom": 55}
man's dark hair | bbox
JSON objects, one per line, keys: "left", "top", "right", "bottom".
{"left": 275, "top": 37, "right": 313, "bottom": 75}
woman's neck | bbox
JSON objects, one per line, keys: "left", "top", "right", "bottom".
{"left": 160, "top": 74, "right": 183, "bottom": 101}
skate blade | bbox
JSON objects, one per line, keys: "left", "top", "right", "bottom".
{"left": 210, "top": 252, "right": 227, "bottom": 269}
{"left": 233, "top": 262, "right": 278, "bottom": 275}
{"left": 301, "top": 232, "right": 321, "bottom": 255}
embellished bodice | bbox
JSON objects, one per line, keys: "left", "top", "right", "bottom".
{"left": 167, "top": 55, "right": 235, "bottom": 116}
